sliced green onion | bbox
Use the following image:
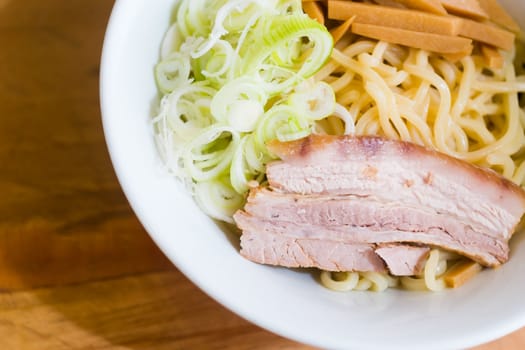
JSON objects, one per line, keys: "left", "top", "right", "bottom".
{"left": 230, "top": 135, "right": 254, "bottom": 193}
{"left": 153, "top": 0, "right": 338, "bottom": 221}
{"left": 276, "top": 0, "right": 302, "bottom": 14}
{"left": 210, "top": 76, "right": 267, "bottom": 123}
{"left": 194, "top": 177, "right": 245, "bottom": 223}
{"left": 183, "top": 125, "right": 240, "bottom": 182}
{"left": 156, "top": 83, "right": 216, "bottom": 142}
{"left": 254, "top": 104, "right": 311, "bottom": 151}
{"left": 237, "top": 14, "right": 333, "bottom": 82}
{"left": 191, "top": 0, "right": 258, "bottom": 58}
{"left": 243, "top": 134, "right": 268, "bottom": 173}
{"left": 160, "top": 23, "right": 184, "bottom": 60}
{"left": 332, "top": 103, "right": 356, "bottom": 135}
{"left": 288, "top": 80, "right": 336, "bottom": 120}
{"left": 177, "top": 0, "right": 210, "bottom": 38}
{"left": 201, "top": 40, "right": 236, "bottom": 80}
{"left": 154, "top": 54, "right": 192, "bottom": 94}
{"left": 227, "top": 99, "right": 264, "bottom": 132}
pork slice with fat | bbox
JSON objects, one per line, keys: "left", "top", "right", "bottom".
{"left": 375, "top": 245, "right": 430, "bottom": 276}
{"left": 239, "top": 222, "right": 431, "bottom": 276}
{"left": 234, "top": 135, "right": 525, "bottom": 274}
{"left": 266, "top": 135, "right": 525, "bottom": 241}
{"left": 234, "top": 209, "right": 506, "bottom": 266}
{"left": 239, "top": 229, "right": 387, "bottom": 272}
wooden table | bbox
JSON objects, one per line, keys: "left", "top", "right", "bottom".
{"left": 0, "top": 1, "right": 523, "bottom": 349}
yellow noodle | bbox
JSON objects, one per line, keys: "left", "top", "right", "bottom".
{"left": 315, "top": 39, "right": 525, "bottom": 183}
{"left": 424, "top": 250, "right": 446, "bottom": 291}
{"left": 330, "top": 71, "right": 355, "bottom": 93}
{"left": 513, "top": 159, "right": 525, "bottom": 185}
{"left": 400, "top": 276, "right": 427, "bottom": 291}
{"left": 317, "top": 37, "right": 525, "bottom": 292}
{"left": 354, "top": 278, "right": 373, "bottom": 291}
{"left": 327, "top": 115, "right": 346, "bottom": 135}
{"left": 451, "top": 56, "right": 476, "bottom": 120}
{"left": 320, "top": 271, "right": 359, "bottom": 291}
{"left": 486, "top": 152, "right": 515, "bottom": 178}
{"left": 361, "top": 271, "right": 390, "bottom": 292}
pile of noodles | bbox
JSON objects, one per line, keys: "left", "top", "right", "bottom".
{"left": 314, "top": 37, "right": 525, "bottom": 291}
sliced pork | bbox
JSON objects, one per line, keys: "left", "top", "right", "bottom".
{"left": 375, "top": 245, "right": 429, "bottom": 276}
{"left": 240, "top": 230, "right": 387, "bottom": 273}
{"left": 234, "top": 135, "right": 525, "bottom": 273}
{"left": 266, "top": 135, "right": 525, "bottom": 241}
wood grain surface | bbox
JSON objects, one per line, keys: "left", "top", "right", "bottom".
{"left": 0, "top": 0, "right": 523, "bottom": 349}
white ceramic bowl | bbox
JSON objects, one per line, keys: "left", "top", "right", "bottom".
{"left": 100, "top": 1, "right": 525, "bottom": 349}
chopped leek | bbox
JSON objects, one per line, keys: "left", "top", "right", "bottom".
{"left": 153, "top": 0, "right": 340, "bottom": 222}
{"left": 154, "top": 53, "right": 191, "bottom": 94}
{"left": 237, "top": 14, "right": 333, "bottom": 91}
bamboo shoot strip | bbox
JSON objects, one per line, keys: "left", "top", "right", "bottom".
{"left": 392, "top": 0, "right": 447, "bottom": 15}
{"left": 478, "top": 0, "right": 521, "bottom": 33}
{"left": 327, "top": 1, "right": 463, "bottom": 35}
{"left": 350, "top": 22, "right": 473, "bottom": 54}
{"left": 329, "top": 16, "right": 355, "bottom": 44}
{"left": 459, "top": 17, "right": 515, "bottom": 51}
{"left": 481, "top": 44, "right": 504, "bottom": 69}
{"left": 444, "top": 260, "right": 483, "bottom": 288}
{"left": 303, "top": 1, "right": 325, "bottom": 25}
{"left": 441, "top": 44, "right": 474, "bottom": 62}
{"left": 440, "top": 0, "right": 489, "bottom": 19}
